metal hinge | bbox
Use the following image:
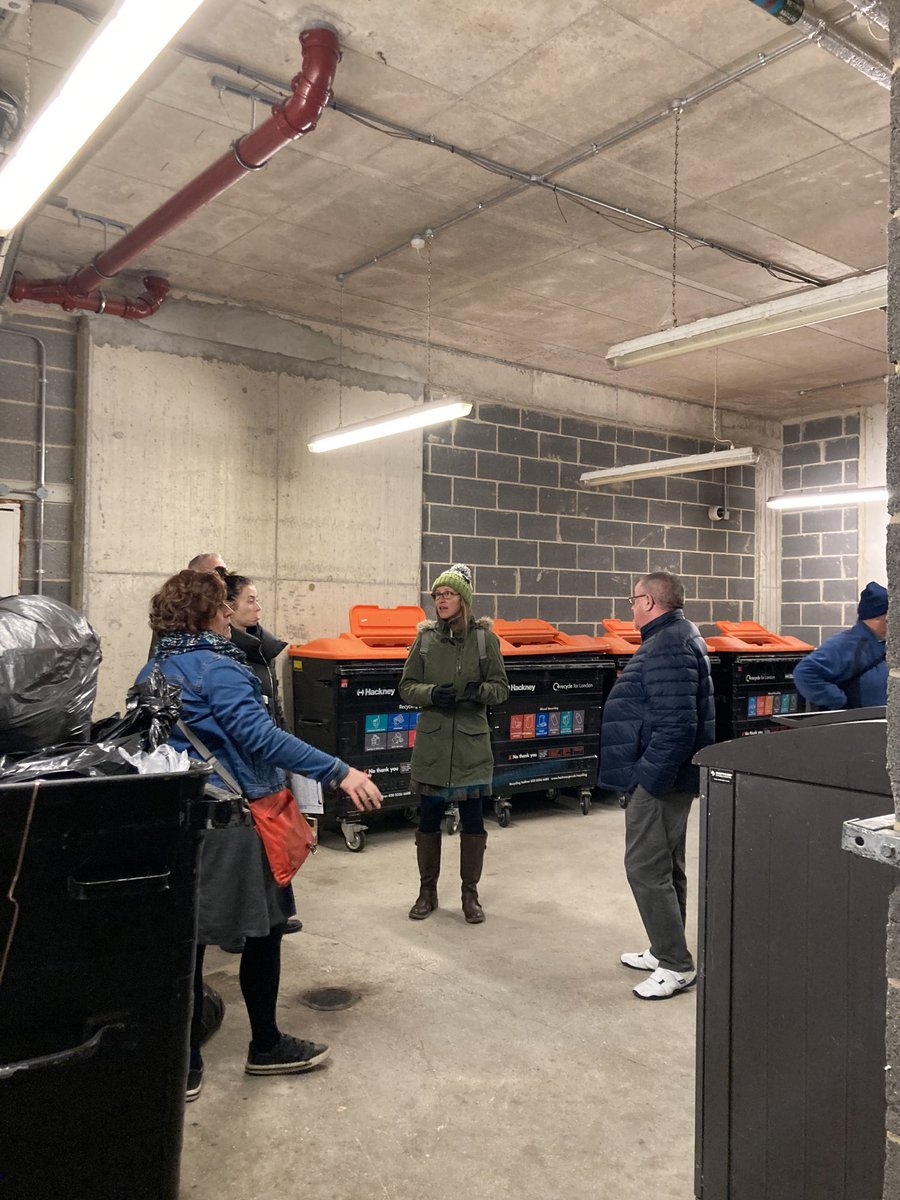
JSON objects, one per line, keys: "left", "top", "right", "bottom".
{"left": 842, "top": 814, "right": 900, "bottom": 869}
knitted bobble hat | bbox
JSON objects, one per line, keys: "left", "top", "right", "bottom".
{"left": 430, "top": 563, "right": 473, "bottom": 607}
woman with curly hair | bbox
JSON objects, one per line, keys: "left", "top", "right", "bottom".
{"left": 136, "top": 569, "right": 381, "bottom": 1100}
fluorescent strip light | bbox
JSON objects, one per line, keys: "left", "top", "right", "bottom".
{"left": 767, "top": 486, "right": 888, "bottom": 511}
{"left": 605, "top": 269, "right": 887, "bottom": 368}
{"left": 308, "top": 397, "right": 473, "bottom": 453}
{"left": 0, "top": 0, "right": 207, "bottom": 237}
{"left": 580, "top": 446, "right": 758, "bottom": 487}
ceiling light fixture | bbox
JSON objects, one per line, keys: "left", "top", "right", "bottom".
{"left": 580, "top": 445, "right": 758, "bottom": 487}
{"left": 0, "top": 0, "right": 207, "bottom": 237}
{"left": 605, "top": 269, "right": 887, "bottom": 368}
{"left": 766, "top": 486, "right": 888, "bottom": 511}
{"left": 308, "top": 397, "right": 473, "bottom": 454}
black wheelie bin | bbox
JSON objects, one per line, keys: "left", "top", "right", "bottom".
{"left": 487, "top": 619, "right": 618, "bottom": 824}
{"left": 289, "top": 605, "right": 427, "bottom": 851}
{"left": 0, "top": 767, "right": 213, "bottom": 1200}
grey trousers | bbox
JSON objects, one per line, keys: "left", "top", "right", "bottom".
{"left": 624, "top": 784, "right": 694, "bottom": 973}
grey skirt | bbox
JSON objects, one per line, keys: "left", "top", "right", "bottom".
{"left": 195, "top": 823, "right": 284, "bottom": 945}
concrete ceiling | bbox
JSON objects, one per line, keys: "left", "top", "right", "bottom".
{"left": 0, "top": 0, "right": 890, "bottom": 418}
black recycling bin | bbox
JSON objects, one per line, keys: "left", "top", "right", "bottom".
{"left": 290, "top": 605, "right": 427, "bottom": 851}
{"left": 0, "top": 768, "right": 212, "bottom": 1200}
{"left": 693, "top": 718, "right": 894, "bottom": 1200}
{"left": 705, "top": 621, "right": 811, "bottom": 739}
{"left": 488, "top": 620, "right": 618, "bottom": 824}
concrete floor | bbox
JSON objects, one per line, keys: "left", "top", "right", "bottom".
{"left": 181, "top": 793, "right": 699, "bottom": 1200}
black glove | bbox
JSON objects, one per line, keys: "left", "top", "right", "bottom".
{"left": 431, "top": 683, "right": 457, "bottom": 708}
{"left": 461, "top": 681, "right": 480, "bottom": 702}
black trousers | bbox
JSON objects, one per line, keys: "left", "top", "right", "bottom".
{"left": 418, "top": 794, "right": 485, "bottom": 835}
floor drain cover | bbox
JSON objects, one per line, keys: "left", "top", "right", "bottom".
{"left": 301, "top": 986, "right": 361, "bottom": 1011}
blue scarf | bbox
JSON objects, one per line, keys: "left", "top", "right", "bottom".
{"left": 155, "top": 629, "right": 247, "bottom": 663}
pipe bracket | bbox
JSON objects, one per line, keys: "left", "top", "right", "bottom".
{"left": 230, "top": 139, "right": 267, "bottom": 171}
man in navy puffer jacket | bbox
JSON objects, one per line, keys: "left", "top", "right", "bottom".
{"left": 600, "top": 572, "right": 714, "bottom": 1001}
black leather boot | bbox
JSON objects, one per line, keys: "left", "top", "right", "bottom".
{"left": 409, "top": 831, "right": 442, "bottom": 920}
{"left": 460, "top": 832, "right": 488, "bottom": 923}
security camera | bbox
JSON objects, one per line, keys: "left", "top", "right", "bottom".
{"left": 708, "top": 504, "right": 730, "bottom": 522}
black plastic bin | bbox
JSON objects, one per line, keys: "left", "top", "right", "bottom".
{"left": 0, "top": 769, "right": 211, "bottom": 1200}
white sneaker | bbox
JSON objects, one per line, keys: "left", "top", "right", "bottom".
{"left": 620, "top": 948, "right": 659, "bottom": 972}
{"left": 632, "top": 966, "right": 697, "bottom": 1001}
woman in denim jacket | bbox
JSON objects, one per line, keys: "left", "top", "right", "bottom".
{"left": 136, "top": 570, "right": 381, "bottom": 1100}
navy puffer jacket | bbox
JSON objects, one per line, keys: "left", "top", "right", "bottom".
{"left": 599, "top": 608, "right": 715, "bottom": 796}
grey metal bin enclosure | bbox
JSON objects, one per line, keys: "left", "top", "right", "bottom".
{"left": 693, "top": 719, "right": 895, "bottom": 1200}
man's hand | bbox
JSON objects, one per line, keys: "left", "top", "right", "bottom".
{"left": 461, "top": 681, "right": 480, "bottom": 702}
{"left": 339, "top": 767, "right": 383, "bottom": 812}
{"left": 431, "top": 683, "right": 457, "bottom": 708}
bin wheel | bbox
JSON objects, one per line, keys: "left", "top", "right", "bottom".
{"left": 402, "top": 806, "right": 418, "bottom": 824}
{"left": 345, "top": 827, "right": 366, "bottom": 852}
{"left": 580, "top": 790, "right": 592, "bottom": 816}
{"left": 496, "top": 805, "right": 511, "bottom": 829}
{"left": 444, "top": 810, "right": 460, "bottom": 836}
{"left": 546, "top": 788, "right": 558, "bottom": 801}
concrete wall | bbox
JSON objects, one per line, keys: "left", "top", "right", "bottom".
{"left": 71, "top": 294, "right": 781, "bottom": 717}
{"left": 421, "top": 400, "right": 758, "bottom": 635}
{"left": 780, "top": 414, "right": 863, "bottom": 645}
{"left": 0, "top": 311, "right": 77, "bottom": 601}
{"left": 80, "top": 304, "right": 425, "bottom": 715}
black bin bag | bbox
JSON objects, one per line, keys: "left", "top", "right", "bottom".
{"left": 0, "top": 594, "right": 101, "bottom": 753}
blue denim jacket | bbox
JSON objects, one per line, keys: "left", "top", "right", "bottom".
{"left": 136, "top": 648, "right": 348, "bottom": 799}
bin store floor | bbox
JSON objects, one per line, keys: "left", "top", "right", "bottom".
{"left": 184, "top": 794, "right": 697, "bottom": 1200}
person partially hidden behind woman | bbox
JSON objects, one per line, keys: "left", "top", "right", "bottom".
{"left": 224, "top": 572, "right": 300, "bottom": 941}
{"left": 399, "top": 564, "right": 509, "bottom": 923}
{"left": 136, "top": 570, "right": 382, "bottom": 1101}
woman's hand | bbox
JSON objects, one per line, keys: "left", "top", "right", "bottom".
{"left": 431, "top": 683, "right": 457, "bottom": 708}
{"left": 340, "top": 767, "right": 383, "bottom": 811}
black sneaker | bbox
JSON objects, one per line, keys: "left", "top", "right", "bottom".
{"left": 186, "top": 1064, "right": 203, "bottom": 1101}
{"left": 284, "top": 917, "right": 303, "bottom": 935}
{"left": 245, "top": 1033, "right": 330, "bottom": 1076}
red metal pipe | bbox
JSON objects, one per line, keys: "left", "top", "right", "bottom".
{"left": 10, "top": 272, "right": 170, "bottom": 319}
{"left": 9, "top": 24, "right": 340, "bottom": 320}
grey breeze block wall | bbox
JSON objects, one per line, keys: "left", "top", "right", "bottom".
{"left": 419, "top": 399, "right": 756, "bottom": 636}
{"left": 0, "top": 311, "right": 77, "bottom": 602}
{"left": 780, "top": 414, "right": 860, "bottom": 647}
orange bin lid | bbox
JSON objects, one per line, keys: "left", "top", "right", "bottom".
{"left": 289, "top": 608, "right": 626, "bottom": 661}
{"left": 706, "top": 620, "right": 813, "bottom": 653}
{"left": 492, "top": 618, "right": 621, "bottom": 656}
{"left": 288, "top": 604, "right": 425, "bottom": 661}
{"left": 601, "top": 618, "right": 641, "bottom": 654}
{"left": 603, "top": 616, "right": 813, "bottom": 654}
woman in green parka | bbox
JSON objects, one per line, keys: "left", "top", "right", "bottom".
{"left": 399, "top": 564, "right": 509, "bottom": 923}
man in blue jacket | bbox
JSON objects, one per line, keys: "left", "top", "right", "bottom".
{"left": 600, "top": 572, "right": 715, "bottom": 1001}
{"left": 792, "top": 581, "right": 888, "bottom": 710}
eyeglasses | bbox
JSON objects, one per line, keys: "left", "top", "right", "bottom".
{"left": 628, "top": 593, "right": 650, "bottom": 606}
{"left": 433, "top": 590, "right": 457, "bottom": 601}
{"left": 221, "top": 602, "right": 235, "bottom": 616}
